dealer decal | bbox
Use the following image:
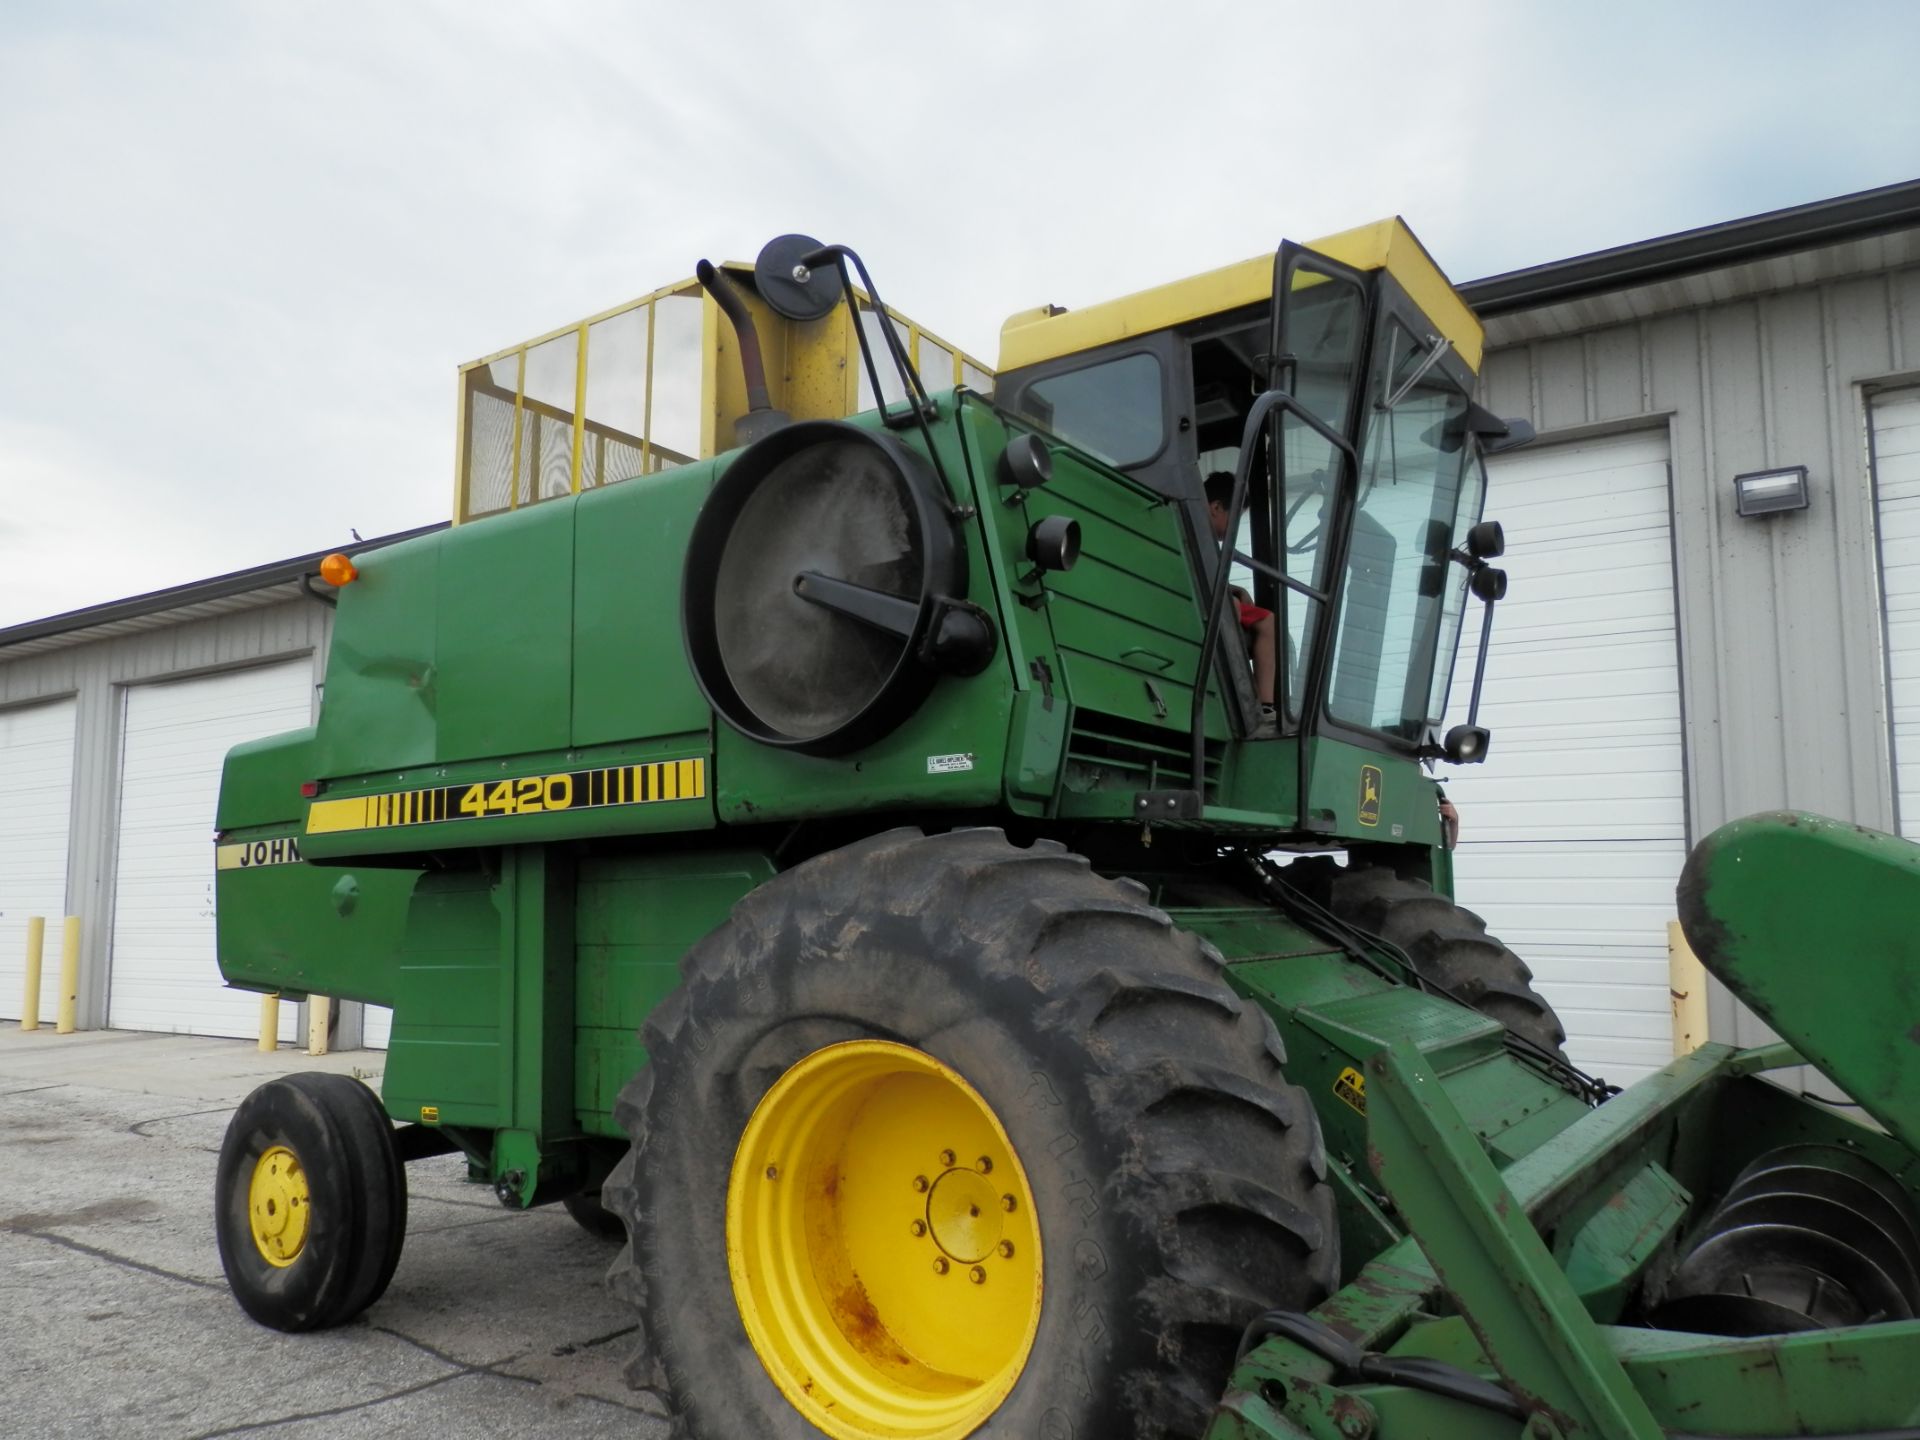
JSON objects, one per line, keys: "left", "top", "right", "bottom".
{"left": 216, "top": 836, "right": 304, "bottom": 870}
{"left": 305, "top": 757, "right": 706, "bottom": 836}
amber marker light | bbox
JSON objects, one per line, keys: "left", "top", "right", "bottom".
{"left": 319, "top": 553, "right": 359, "bottom": 586}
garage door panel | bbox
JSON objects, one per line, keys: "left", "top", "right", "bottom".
{"left": 0, "top": 699, "right": 76, "bottom": 1021}
{"left": 1459, "top": 741, "right": 1682, "bottom": 781}
{"left": 1499, "top": 561, "right": 1675, "bottom": 613}
{"left": 1874, "top": 388, "right": 1920, "bottom": 841}
{"left": 1479, "top": 637, "right": 1680, "bottom": 685}
{"left": 108, "top": 660, "right": 313, "bottom": 1038}
{"left": 1496, "top": 593, "right": 1678, "bottom": 640}
{"left": 1443, "top": 430, "right": 1683, "bottom": 1086}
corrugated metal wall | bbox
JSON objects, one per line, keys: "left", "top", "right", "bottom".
{"left": 1477, "top": 264, "right": 1920, "bottom": 1043}
{"left": 0, "top": 598, "right": 330, "bottom": 1028}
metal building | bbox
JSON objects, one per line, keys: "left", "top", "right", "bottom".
{"left": 2, "top": 180, "right": 1918, "bottom": 1081}
{"left": 0, "top": 529, "right": 437, "bottom": 1044}
{"left": 1444, "top": 178, "right": 1920, "bottom": 1082}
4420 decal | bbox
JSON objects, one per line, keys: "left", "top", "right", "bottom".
{"left": 305, "top": 758, "right": 705, "bottom": 835}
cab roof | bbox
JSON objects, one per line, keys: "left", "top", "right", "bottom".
{"left": 997, "top": 217, "right": 1484, "bottom": 375}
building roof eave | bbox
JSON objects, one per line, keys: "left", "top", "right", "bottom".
{"left": 1460, "top": 177, "right": 1920, "bottom": 317}
{"left": 0, "top": 522, "right": 447, "bottom": 657}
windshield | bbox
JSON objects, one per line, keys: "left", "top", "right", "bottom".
{"left": 1325, "top": 319, "right": 1480, "bottom": 741}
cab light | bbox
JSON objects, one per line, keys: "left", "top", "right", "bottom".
{"left": 319, "top": 553, "right": 359, "bottom": 586}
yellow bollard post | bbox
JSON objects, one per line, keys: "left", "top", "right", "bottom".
{"left": 258, "top": 993, "right": 280, "bottom": 1052}
{"left": 20, "top": 916, "right": 46, "bottom": 1031}
{"left": 54, "top": 917, "right": 81, "bottom": 1034}
{"left": 1668, "top": 919, "right": 1710, "bottom": 1057}
{"left": 307, "top": 996, "right": 331, "bottom": 1057}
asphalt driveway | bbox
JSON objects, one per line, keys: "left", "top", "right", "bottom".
{"left": 0, "top": 1026, "right": 669, "bottom": 1439}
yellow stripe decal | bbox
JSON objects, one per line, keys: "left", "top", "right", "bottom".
{"left": 303, "top": 758, "right": 708, "bottom": 835}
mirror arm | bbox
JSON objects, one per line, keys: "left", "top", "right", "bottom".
{"left": 1465, "top": 591, "right": 1496, "bottom": 729}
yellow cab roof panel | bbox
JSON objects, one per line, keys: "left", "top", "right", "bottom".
{"left": 997, "top": 217, "right": 1483, "bottom": 375}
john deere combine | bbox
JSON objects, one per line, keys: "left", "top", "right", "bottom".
{"left": 212, "top": 223, "right": 1920, "bottom": 1438}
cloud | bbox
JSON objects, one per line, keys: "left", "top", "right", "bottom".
{"left": 1, "top": 0, "right": 1916, "bottom": 627}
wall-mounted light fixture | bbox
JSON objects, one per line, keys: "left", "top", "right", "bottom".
{"left": 1732, "top": 466, "right": 1810, "bottom": 518}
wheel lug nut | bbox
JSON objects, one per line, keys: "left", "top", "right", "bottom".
{"left": 976, "top": 1156, "right": 993, "bottom": 1174}
{"left": 998, "top": 1240, "right": 1015, "bottom": 1258}
{"left": 909, "top": 1220, "right": 926, "bottom": 1237}
{"left": 1000, "top": 1194, "right": 1017, "bottom": 1212}
{"left": 969, "top": 1266, "right": 986, "bottom": 1284}
{"left": 912, "top": 1175, "right": 929, "bottom": 1193}
{"left": 939, "top": 1149, "right": 956, "bottom": 1167}
{"left": 932, "top": 1258, "right": 949, "bottom": 1275}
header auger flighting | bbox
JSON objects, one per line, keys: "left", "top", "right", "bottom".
{"left": 211, "top": 223, "right": 1920, "bottom": 1438}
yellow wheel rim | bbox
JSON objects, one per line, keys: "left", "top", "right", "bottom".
{"left": 727, "top": 1041, "right": 1043, "bottom": 1440}
{"left": 248, "top": 1144, "right": 311, "bottom": 1268}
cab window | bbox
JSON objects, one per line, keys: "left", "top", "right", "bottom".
{"left": 1013, "top": 352, "right": 1165, "bottom": 467}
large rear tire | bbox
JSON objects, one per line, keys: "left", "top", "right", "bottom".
{"left": 605, "top": 828, "right": 1337, "bottom": 1439}
{"left": 1287, "top": 858, "right": 1568, "bottom": 1059}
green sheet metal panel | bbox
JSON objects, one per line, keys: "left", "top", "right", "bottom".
{"left": 1305, "top": 735, "right": 1445, "bottom": 846}
{"left": 214, "top": 836, "right": 417, "bottom": 1006}
{"left": 310, "top": 532, "right": 444, "bottom": 777}
{"left": 572, "top": 848, "right": 776, "bottom": 1135}
{"left": 571, "top": 464, "right": 715, "bottom": 748}
{"left": 217, "top": 726, "right": 317, "bottom": 832}
{"left": 381, "top": 870, "right": 510, "bottom": 1127}
{"left": 435, "top": 500, "right": 575, "bottom": 762}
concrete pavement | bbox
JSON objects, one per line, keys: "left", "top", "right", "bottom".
{"left": 0, "top": 1024, "right": 669, "bottom": 1439}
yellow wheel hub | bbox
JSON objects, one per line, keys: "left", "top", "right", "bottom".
{"left": 727, "top": 1041, "right": 1043, "bottom": 1440}
{"left": 248, "top": 1144, "right": 311, "bottom": 1268}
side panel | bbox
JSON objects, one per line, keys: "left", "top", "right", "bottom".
{"left": 215, "top": 839, "right": 417, "bottom": 1007}
{"left": 572, "top": 465, "right": 715, "bottom": 747}
{"left": 312, "top": 535, "right": 443, "bottom": 777}
{"left": 374, "top": 846, "right": 774, "bottom": 1142}
{"left": 1303, "top": 736, "right": 1444, "bottom": 845}
{"left": 574, "top": 849, "right": 776, "bottom": 1135}
{"left": 381, "top": 870, "right": 505, "bottom": 1126}
{"left": 435, "top": 500, "right": 575, "bottom": 762}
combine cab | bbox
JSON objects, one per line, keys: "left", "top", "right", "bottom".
{"left": 211, "top": 226, "right": 1920, "bottom": 1438}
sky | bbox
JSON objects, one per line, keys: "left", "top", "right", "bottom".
{"left": 2, "top": 0, "right": 1917, "bottom": 627}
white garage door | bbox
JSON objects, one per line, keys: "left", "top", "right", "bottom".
{"left": 363, "top": 1000, "right": 392, "bottom": 1049}
{"left": 108, "top": 660, "right": 314, "bottom": 1038}
{"left": 1441, "top": 430, "right": 1686, "bottom": 1086}
{"left": 0, "top": 699, "right": 76, "bottom": 1021}
{"left": 1872, "top": 387, "right": 1920, "bottom": 837}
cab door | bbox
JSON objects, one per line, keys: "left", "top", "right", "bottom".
{"left": 1264, "top": 242, "right": 1374, "bottom": 728}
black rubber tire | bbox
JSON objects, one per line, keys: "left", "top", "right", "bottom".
{"left": 604, "top": 827, "right": 1337, "bottom": 1439}
{"left": 562, "top": 1190, "right": 626, "bottom": 1241}
{"left": 215, "top": 1072, "right": 407, "bottom": 1332}
{"left": 1286, "top": 858, "right": 1568, "bottom": 1058}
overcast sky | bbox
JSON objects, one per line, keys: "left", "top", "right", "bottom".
{"left": 3, "top": 1, "right": 1916, "bottom": 627}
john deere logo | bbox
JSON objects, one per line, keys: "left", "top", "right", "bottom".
{"left": 1358, "top": 765, "right": 1383, "bottom": 827}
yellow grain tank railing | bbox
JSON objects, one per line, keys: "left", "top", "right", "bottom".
{"left": 453, "top": 263, "right": 992, "bottom": 524}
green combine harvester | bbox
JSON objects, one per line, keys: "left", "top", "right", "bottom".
{"left": 212, "top": 222, "right": 1920, "bottom": 1438}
